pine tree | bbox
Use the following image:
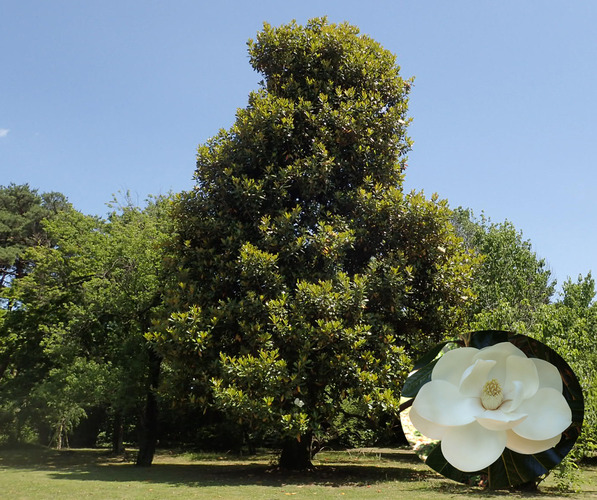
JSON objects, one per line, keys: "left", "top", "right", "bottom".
{"left": 0, "top": 183, "right": 68, "bottom": 289}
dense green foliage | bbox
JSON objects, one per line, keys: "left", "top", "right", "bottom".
{"left": 453, "top": 208, "right": 556, "bottom": 327}
{"left": 0, "top": 195, "right": 170, "bottom": 462}
{"left": 454, "top": 210, "right": 596, "bottom": 464}
{"left": 0, "top": 183, "right": 71, "bottom": 441}
{"left": 535, "top": 275, "right": 597, "bottom": 461}
{"left": 150, "top": 18, "right": 477, "bottom": 468}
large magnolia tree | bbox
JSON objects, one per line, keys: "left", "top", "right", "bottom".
{"left": 152, "top": 18, "right": 477, "bottom": 469}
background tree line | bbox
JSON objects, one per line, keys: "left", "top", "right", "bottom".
{"left": 1, "top": 18, "right": 594, "bottom": 469}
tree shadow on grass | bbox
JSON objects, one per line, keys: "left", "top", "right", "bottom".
{"left": 4, "top": 446, "right": 589, "bottom": 496}
{"left": 46, "top": 462, "right": 437, "bottom": 489}
{"left": 1, "top": 446, "right": 437, "bottom": 489}
{"left": 37, "top": 464, "right": 569, "bottom": 497}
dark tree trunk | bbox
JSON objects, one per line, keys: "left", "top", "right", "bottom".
{"left": 135, "top": 347, "right": 161, "bottom": 467}
{"left": 70, "top": 407, "right": 104, "bottom": 448}
{"left": 111, "top": 411, "right": 125, "bottom": 454}
{"left": 279, "top": 435, "right": 313, "bottom": 470}
{"left": 395, "top": 414, "right": 409, "bottom": 446}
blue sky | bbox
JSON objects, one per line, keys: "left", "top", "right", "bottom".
{"left": 1, "top": 1, "right": 595, "bottom": 290}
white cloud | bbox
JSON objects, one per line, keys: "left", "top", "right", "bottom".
{"left": 0, "top": 129, "right": 9, "bottom": 138}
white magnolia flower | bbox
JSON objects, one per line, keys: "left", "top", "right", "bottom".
{"left": 410, "top": 342, "right": 572, "bottom": 472}
{"left": 294, "top": 398, "right": 304, "bottom": 408}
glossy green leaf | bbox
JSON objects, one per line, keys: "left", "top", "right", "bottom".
{"left": 401, "top": 358, "right": 438, "bottom": 398}
{"left": 413, "top": 340, "right": 453, "bottom": 370}
{"left": 465, "top": 329, "right": 508, "bottom": 349}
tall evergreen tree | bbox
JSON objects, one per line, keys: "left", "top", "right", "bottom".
{"left": 0, "top": 183, "right": 69, "bottom": 390}
{"left": 0, "top": 183, "right": 68, "bottom": 290}
{"left": 152, "top": 18, "right": 477, "bottom": 469}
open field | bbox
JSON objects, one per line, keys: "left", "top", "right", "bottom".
{"left": 1, "top": 446, "right": 596, "bottom": 499}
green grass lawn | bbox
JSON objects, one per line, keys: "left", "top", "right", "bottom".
{"left": 1, "top": 446, "right": 596, "bottom": 499}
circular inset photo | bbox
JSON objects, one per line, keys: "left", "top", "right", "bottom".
{"left": 400, "top": 330, "right": 584, "bottom": 489}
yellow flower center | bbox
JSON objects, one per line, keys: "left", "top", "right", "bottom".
{"left": 481, "top": 379, "right": 504, "bottom": 410}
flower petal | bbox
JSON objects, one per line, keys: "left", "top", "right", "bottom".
{"left": 412, "top": 379, "right": 483, "bottom": 426}
{"left": 458, "top": 359, "right": 496, "bottom": 397}
{"left": 473, "top": 342, "right": 527, "bottom": 385}
{"left": 512, "top": 388, "right": 572, "bottom": 441}
{"left": 432, "top": 347, "right": 478, "bottom": 386}
{"left": 506, "top": 430, "right": 562, "bottom": 454}
{"left": 500, "top": 380, "right": 525, "bottom": 412}
{"left": 505, "top": 355, "right": 539, "bottom": 399}
{"left": 475, "top": 342, "right": 526, "bottom": 361}
{"left": 533, "top": 358, "right": 563, "bottom": 392}
{"left": 408, "top": 406, "right": 447, "bottom": 440}
{"left": 476, "top": 409, "right": 527, "bottom": 431}
{"left": 441, "top": 421, "right": 507, "bottom": 472}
